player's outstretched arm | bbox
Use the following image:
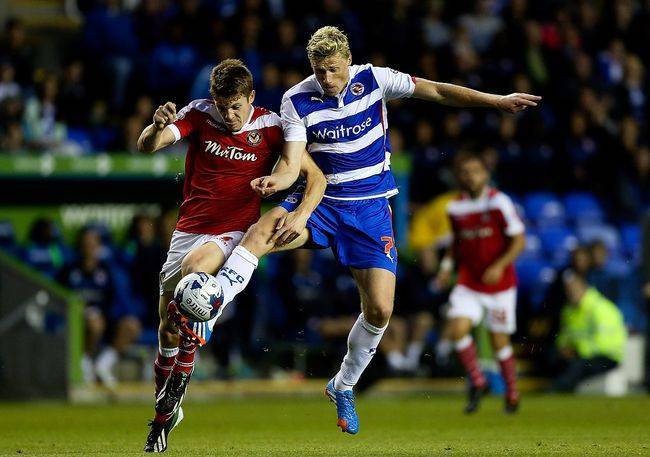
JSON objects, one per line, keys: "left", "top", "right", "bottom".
{"left": 271, "top": 152, "right": 327, "bottom": 246}
{"left": 411, "top": 78, "right": 541, "bottom": 114}
{"left": 137, "top": 102, "right": 178, "bottom": 153}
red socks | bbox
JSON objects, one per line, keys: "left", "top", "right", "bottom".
{"left": 173, "top": 331, "right": 198, "bottom": 376}
{"left": 497, "top": 346, "right": 519, "bottom": 402}
{"left": 455, "top": 335, "right": 487, "bottom": 389}
{"left": 154, "top": 347, "right": 178, "bottom": 397}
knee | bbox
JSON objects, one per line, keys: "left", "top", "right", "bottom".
{"left": 363, "top": 300, "right": 393, "bottom": 327}
{"left": 449, "top": 319, "right": 471, "bottom": 341}
{"left": 181, "top": 249, "right": 205, "bottom": 277}
{"left": 241, "top": 222, "right": 272, "bottom": 255}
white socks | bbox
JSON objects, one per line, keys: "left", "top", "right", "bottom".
{"left": 496, "top": 345, "right": 513, "bottom": 361}
{"left": 334, "top": 313, "right": 388, "bottom": 391}
{"left": 216, "top": 246, "right": 259, "bottom": 306}
{"left": 159, "top": 345, "right": 179, "bottom": 358}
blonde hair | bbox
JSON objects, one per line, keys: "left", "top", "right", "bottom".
{"left": 306, "top": 26, "right": 351, "bottom": 61}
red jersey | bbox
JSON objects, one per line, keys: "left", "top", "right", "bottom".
{"left": 167, "top": 99, "right": 283, "bottom": 235}
{"left": 447, "top": 187, "right": 525, "bottom": 294}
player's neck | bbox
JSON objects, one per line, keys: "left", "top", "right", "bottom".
{"left": 468, "top": 186, "right": 488, "bottom": 200}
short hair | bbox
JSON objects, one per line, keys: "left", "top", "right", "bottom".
{"left": 209, "top": 59, "right": 253, "bottom": 101}
{"left": 453, "top": 150, "right": 488, "bottom": 173}
{"left": 307, "top": 26, "right": 351, "bottom": 61}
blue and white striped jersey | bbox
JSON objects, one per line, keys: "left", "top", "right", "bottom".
{"left": 281, "top": 64, "right": 415, "bottom": 200}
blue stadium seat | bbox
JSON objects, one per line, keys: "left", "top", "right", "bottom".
{"left": 577, "top": 224, "right": 621, "bottom": 254}
{"left": 523, "top": 192, "right": 566, "bottom": 228}
{"left": 520, "top": 231, "right": 542, "bottom": 260}
{"left": 538, "top": 226, "right": 578, "bottom": 267}
{"left": 563, "top": 192, "right": 604, "bottom": 225}
{"left": 0, "top": 220, "right": 17, "bottom": 254}
{"left": 515, "top": 259, "right": 557, "bottom": 311}
{"left": 620, "top": 224, "right": 641, "bottom": 259}
{"left": 67, "top": 128, "right": 94, "bottom": 153}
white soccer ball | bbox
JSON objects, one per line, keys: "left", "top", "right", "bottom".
{"left": 173, "top": 272, "right": 223, "bottom": 322}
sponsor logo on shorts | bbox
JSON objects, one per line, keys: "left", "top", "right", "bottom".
{"left": 381, "top": 236, "right": 396, "bottom": 262}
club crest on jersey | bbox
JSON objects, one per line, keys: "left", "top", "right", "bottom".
{"left": 350, "top": 82, "right": 364, "bottom": 96}
{"left": 246, "top": 130, "right": 262, "bottom": 146}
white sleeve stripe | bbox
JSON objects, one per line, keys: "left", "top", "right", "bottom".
{"left": 167, "top": 124, "right": 181, "bottom": 143}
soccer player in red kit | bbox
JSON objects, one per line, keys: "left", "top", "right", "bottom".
{"left": 137, "top": 59, "right": 326, "bottom": 452}
{"left": 436, "top": 151, "right": 525, "bottom": 414}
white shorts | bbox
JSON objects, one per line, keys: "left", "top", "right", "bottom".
{"left": 447, "top": 284, "right": 517, "bottom": 334}
{"left": 159, "top": 229, "right": 244, "bottom": 295}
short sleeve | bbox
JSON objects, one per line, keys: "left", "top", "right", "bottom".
{"left": 496, "top": 194, "right": 525, "bottom": 236}
{"left": 371, "top": 66, "right": 416, "bottom": 101}
{"left": 168, "top": 105, "right": 199, "bottom": 143}
{"left": 280, "top": 94, "right": 307, "bottom": 142}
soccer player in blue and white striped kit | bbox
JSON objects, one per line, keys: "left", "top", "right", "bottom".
{"left": 185, "top": 26, "right": 540, "bottom": 434}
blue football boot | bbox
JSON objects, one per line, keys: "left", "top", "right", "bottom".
{"left": 325, "top": 379, "right": 359, "bottom": 434}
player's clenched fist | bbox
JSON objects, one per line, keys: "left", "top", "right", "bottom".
{"left": 250, "top": 175, "right": 281, "bottom": 197}
{"left": 153, "top": 102, "right": 177, "bottom": 129}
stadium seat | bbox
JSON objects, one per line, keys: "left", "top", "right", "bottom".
{"left": 563, "top": 192, "right": 604, "bottom": 225}
{"left": 0, "top": 220, "right": 17, "bottom": 253}
{"left": 523, "top": 192, "right": 566, "bottom": 228}
{"left": 515, "top": 258, "right": 556, "bottom": 311}
{"left": 520, "top": 230, "right": 542, "bottom": 260}
{"left": 620, "top": 224, "right": 641, "bottom": 260}
{"left": 538, "top": 226, "right": 578, "bottom": 267}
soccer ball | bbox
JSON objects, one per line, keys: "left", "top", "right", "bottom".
{"left": 173, "top": 272, "right": 224, "bottom": 322}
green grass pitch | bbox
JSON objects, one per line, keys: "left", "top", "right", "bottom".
{"left": 1, "top": 394, "right": 649, "bottom": 456}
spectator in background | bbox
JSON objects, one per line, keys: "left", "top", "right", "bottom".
{"left": 124, "top": 213, "right": 165, "bottom": 330}
{"left": 552, "top": 271, "right": 626, "bottom": 392}
{"left": 22, "top": 74, "right": 69, "bottom": 152}
{"left": 0, "top": 18, "right": 34, "bottom": 86}
{"left": 588, "top": 239, "right": 617, "bottom": 301}
{"left": 0, "top": 62, "right": 20, "bottom": 103}
{"left": 0, "top": 121, "right": 25, "bottom": 153}
{"left": 254, "top": 64, "right": 284, "bottom": 113}
{"left": 123, "top": 95, "right": 154, "bottom": 152}
{"left": 58, "top": 227, "right": 142, "bottom": 389}
{"left": 459, "top": 0, "right": 503, "bottom": 54}
{"left": 58, "top": 60, "right": 89, "bottom": 128}
{"left": 421, "top": 0, "right": 451, "bottom": 49}
{"left": 83, "top": 0, "right": 138, "bottom": 111}
{"left": 148, "top": 18, "right": 199, "bottom": 100}
{"left": 22, "top": 217, "right": 70, "bottom": 278}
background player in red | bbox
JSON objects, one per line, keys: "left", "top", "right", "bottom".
{"left": 437, "top": 151, "right": 525, "bottom": 414}
{"left": 137, "top": 59, "right": 326, "bottom": 452}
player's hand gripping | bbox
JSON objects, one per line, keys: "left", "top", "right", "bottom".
{"left": 496, "top": 93, "right": 542, "bottom": 114}
{"left": 251, "top": 175, "right": 281, "bottom": 197}
{"left": 153, "top": 102, "right": 177, "bottom": 130}
{"left": 271, "top": 210, "right": 308, "bottom": 247}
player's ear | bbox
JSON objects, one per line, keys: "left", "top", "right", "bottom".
{"left": 248, "top": 90, "right": 255, "bottom": 105}
{"left": 347, "top": 54, "right": 352, "bottom": 66}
